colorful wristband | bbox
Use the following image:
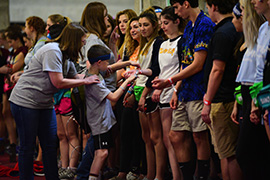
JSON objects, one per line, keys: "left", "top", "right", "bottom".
{"left": 120, "top": 86, "right": 125, "bottom": 92}
{"left": 204, "top": 98, "right": 211, "bottom": 105}
{"left": 168, "top": 77, "right": 174, "bottom": 85}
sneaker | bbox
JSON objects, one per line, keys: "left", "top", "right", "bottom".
{"left": 59, "top": 167, "right": 76, "bottom": 179}
{"left": 126, "top": 171, "right": 140, "bottom": 180}
{"left": 109, "top": 176, "right": 125, "bottom": 180}
{"left": 6, "top": 143, "right": 17, "bottom": 162}
{"left": 103, "top": 167, "right": 118, "bottom": 179}
{"left": 33, "top": 161, "right": 45, "bottom": 176}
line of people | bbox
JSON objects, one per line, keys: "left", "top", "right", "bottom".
{"left": 0, "top": 0, "right": 270, "bottom": 180}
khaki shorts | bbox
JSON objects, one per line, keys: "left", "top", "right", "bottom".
{"left": 171, "top": 100, "right": 207, "bottom": 132}
{"left": 208, "top": 102, "right": 239, "bottom": 159}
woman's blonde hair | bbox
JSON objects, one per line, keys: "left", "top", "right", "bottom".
{"left": 81, "top": 2, "right": 107, "bottom": 39}
{"left": 48, "top": 14, "right": 71, "bottom": 27}
{"left": 53, "top": 23, "right": 87, "bottom": 62}
{"left": 124, "top": 17, "right": 140, "bottom": 57}
{"left": 242, "top": 0, "right": 265, "bottom": 48}
{"left": 138, "top": 8, "right": 159, "bottom": 56}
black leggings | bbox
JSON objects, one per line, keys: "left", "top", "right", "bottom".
{"left": 236, "top": 85, "right": 270, "bottom": 180}
{"left": 119, "top": 103, "right": 147, "bottom": 175}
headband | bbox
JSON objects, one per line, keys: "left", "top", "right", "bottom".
{"left": 155, "top": 9, "right": 162, "bottom": 13}
{"left": 233, "top": 2, "right": 242, "bottom": 19}
{"left": 89, "top": 54, "right": 111, "bottom": 64}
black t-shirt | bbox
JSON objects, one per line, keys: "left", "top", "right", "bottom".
{"left": 204, "top": 17, "right": 242, "bottom": 103}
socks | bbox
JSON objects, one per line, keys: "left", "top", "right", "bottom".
{"left": 179, "top": 161, "right": 194, "bottom": 180}
{"left": 88, "top": 173, "right": 98, "bottom": 180}
{"left": 197, "top": 159, "right": 210, "bottom": 180}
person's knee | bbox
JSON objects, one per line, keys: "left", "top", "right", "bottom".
{"left": 57, "top": 131, "right": 67, "bottom": 141}
{"left": 193, "top": 131, "right": 209, "bottom": 147}
{"left": 169, "top": 130, "right": 186, "bottom": 146}
{"left": 150, "top": 130, "right": 162, "bottom": 145}
{"left": 95, "top": 149, "right": 108, "bottom": 161}
{"left": 141, "top": 130, "right": 151, "bottom": 144}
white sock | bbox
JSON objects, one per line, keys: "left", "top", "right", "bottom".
{"left": 88, "top": 175, "right": 98, "bottom": 180}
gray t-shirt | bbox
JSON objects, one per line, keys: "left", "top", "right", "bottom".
{"left": 9, "top": 42, "right": 77, "bottom": 109}
{"left": 80, "top": 33, "right": 116, "bottom": 92}
{"left": 85, "top": 73, "right": 116, "bottom": 136}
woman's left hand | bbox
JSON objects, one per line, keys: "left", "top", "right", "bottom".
{"left": 109, "top": 26, "right": 120, "bottom": 45}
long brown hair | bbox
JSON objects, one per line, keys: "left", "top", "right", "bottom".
{"left": 81, "top": 2, "right": 107, "bottom": 39}
{"left": 26, "top": 16, "right": 46, "bottom": 49}
{"left": 54, "top": 23, "right": 87, "bottom": 62}
{"left": 139, "top": 8, "right": 159, "bottom": 56}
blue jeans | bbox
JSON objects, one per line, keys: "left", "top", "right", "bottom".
{"left": 10, "top": 102, "right": 59, "bottom": 180}
{"left": 76, "top": 135, "right": 95, "bottom": 180}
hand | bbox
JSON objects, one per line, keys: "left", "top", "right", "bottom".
{"left": 126, "top": 74, "right": 137, "bottom": 83}
{"left": 152, "top": 78, "right": 170, "bottom": 89}
{"left": 231, "top": 104, "right": 239, "bottom": 125}
{"left": 250, "top": 100, "right": 260, "bottom": 125}
{"left": 123, "top": 94, "right": 135, "bottom": 108}
{"left": 109, "top": 26, "right": 120, "bottom": 46}
{"left": 201, "top": 104, "right": 211, "bottom": 125}
{"left": 129, "top": 61, "right": 141, "bottom": 68}
{"left": 152, "top": 89, "right": 162, "bottom": 102}
{"left": 123, "top": 70, "right": 136, "bottom": 79}
{"left": 137, "top": 96, "right": 146, "bottom": 112}
{"left": 10, "top": 71, "right": 23, "bottom": 83}
{"left": 0, "top": 65, "right": 12, "bottom": 74}
{"left": 84, "top": 75, "right": 100, "bottom": 85}
{"left": 264, "top": 110, "right": 269, "bottom": 125}
{"left": 170, "top": 92, "right": 178, "bottom": 110}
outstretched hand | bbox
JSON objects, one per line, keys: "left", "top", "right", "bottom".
{"left": 123, "top": 70, "right": 136, "bottom": 79}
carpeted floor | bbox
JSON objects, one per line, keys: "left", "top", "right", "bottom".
{"left": 0, "top": 152, "right": 45, "bottom": 180}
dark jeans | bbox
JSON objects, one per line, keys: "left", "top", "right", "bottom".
{"left": 76, "top": 135, "right": 95, "bottom": 180}
{"left": 236, "top": 85, "right": 270, "bottom": 180}
{"left": 10, "top": 102, "right": 59, "bottom": 180}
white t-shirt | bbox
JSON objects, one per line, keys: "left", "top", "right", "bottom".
{"left": 158, "top": 36, "right": 182, "bottom": 104}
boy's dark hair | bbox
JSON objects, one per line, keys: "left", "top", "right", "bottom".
{"left": 170, "top": 0, "right": 198, "bottom": 8}
{"left": 87, "top": 45, "right": 111, "bottom": 64}
{"left": 206, "top": 0, "right": 238, "bottom": 14}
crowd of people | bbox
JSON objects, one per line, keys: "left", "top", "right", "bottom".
{"left": 0, "top": 0, "right": 270, "bottom": 180}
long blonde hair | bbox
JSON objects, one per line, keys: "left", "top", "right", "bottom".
{"left": 242, "top": 0, "right": 265, "bottom": 48}
{"left": 139, "top": 8, "right": 159, "bottom": 56}
{"left": 124, "top": 17, "right": 140, "bottom": 57}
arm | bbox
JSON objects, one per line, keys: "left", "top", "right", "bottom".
{"left": 108, "top": 26, "right": 120, "bottom": 61}
{"left": 11, "top": 52, "right": 25, "bottom": 74}
{"left": 137, "top": 86, "right": 152, "bottom": 112}
{"left": 231, "top": 100, "right": 239, "bottom": 125}
{"left": 201, "top": 60, "right": 226, "bottom": 124}
{"left": 152, "top": 50, "right": 207, "bottom": 89}
{"left": 106, "top": 74, "right": 136, "bottom": 102}
{"left": 49, "top": 72, "right": 99, "bottom": 89}
{"left": 109, "top": 60, "right": 140, "bottom": 72}
{"left": 170, "top": 79, "right": 182, "bottom": 110}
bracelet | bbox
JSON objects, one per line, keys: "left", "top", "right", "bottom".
{"left": 203, "top": 98, "right": 211, "bottom": 105}
{"left": 127, "top": 90, "right": 133, "bottom": 94}
{"left": 168, "top": 77, "right": 174, "bottom": 85}
{"left": 120, "top": 86, "right": 125, "bottom": 92}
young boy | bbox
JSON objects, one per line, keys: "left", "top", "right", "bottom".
{"left": 85, "top": 45, "right": 136, "bottom": 180}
